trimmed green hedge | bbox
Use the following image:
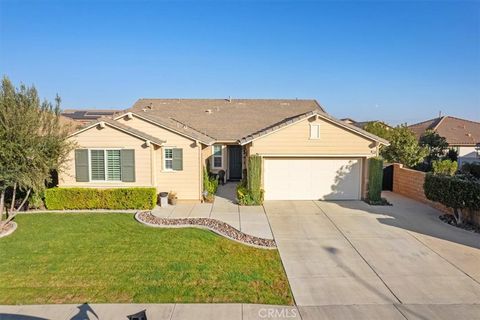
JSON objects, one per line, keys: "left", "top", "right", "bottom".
{"left": 368, "top": 157, "right": 383, "bottom": 202}
{"left": 45, "top": 187, "right": 157, "bottom": 210}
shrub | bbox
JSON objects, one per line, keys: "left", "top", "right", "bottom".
{"left": 44, "top": 187, "right": 157, "bottom": 210}
{"left": 460, "top": 162, "right": 480, "bottom": 179}
{"left": 203, "top": 167, "right": 218, "bottom": 198}
{"left": 424, "top": 174, "right": 480, "bottom": 224}
{"left": 432, "top": 159, "right": 458, "bottom": 176}
{"left": 367, "top": 157, "right": 383, "bottom": 202}
{"left": 28, "top": 191, "right": 45, "bottom": 210}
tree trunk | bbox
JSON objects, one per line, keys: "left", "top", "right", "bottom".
{"left": 453, "top": 208, "right": 463, "bottom": 225}
{"left": 9, "top": 182, "right": 17, "bottom": 213}
{"left": 0, "top": 189, "right": 31, "bottom": 228}
{"left": 0, "top": 189, "right": 5, "bottom": 221}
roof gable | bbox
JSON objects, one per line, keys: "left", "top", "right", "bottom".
{"left": 69, "top": 118, "right": 165, "bottom": 146}
{"left": 409, "top": 116, "right": 480, "bottom": 145}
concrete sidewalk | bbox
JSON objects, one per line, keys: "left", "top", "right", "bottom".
{"left": 2, "top": 303, "right": 480, "bottom": 319}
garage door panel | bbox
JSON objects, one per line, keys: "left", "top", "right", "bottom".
{"left": 264, "top": 158, "right": 361, "bottom": 200}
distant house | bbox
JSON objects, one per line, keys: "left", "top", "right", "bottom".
{"left": 408, "top": 116, "right": 480, "bottom": 165}
{"left": 60, "top": 99, "right": 388, "bottom": 201}
{"left": 341, "top": 118, "right": 393, "bottom": 130}
{"left": 61, "top": 109, "right": 120, "bottom": 125}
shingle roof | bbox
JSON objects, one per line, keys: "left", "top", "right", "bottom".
{"left": 61, "top": 109, "right": 119, "bottom": 122}
{"left": 408, "top": 116, "right": 480, "bottom": 145}
{"left": 128, "top": 98, "right": 325, "bottom": 141}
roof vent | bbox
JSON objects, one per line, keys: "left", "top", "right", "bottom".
{"left": 206, "top": 109, "right": 212, "bottom": 114}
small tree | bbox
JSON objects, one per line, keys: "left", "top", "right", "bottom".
{"left": 363, "top": 121, "right": 392, "bottom": 141}
{"left": 419, "top": 130, "right": 449, "bottom": 170}
{"left": 444, "top": 148, "right": 458, "bottom": 162}
{"left": 0, "top": 76, "right": 74, "bottom": 226}
{"left": 247, "top": 155, "right": 263, "bottom": 205}
{"left": 432, "top": 159, "right": 457, "bottom": 176}
{"left": 380, "top": 124, "right": 428, "bottom": 168}
{"left": 424, "top": 174, "right": 480, "bottom": 225}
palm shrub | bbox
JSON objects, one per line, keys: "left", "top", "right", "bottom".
{"left": 367, "top": 157, "right": 383, "bottom": 202}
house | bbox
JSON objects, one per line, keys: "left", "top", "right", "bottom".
{"left": 61, "top": 109, "right": 119, "bottom": 125}
{"left": 341, "top": 118, "right": 393, "bottom": 130}
{"left": 59, "top": 99, "right": 389, "bottom": 201}
{"left": 408, "top": 116, "right": 480, "bottom": 166}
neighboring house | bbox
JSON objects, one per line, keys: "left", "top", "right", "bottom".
{"left": 59, "top": 99, "right": 388, "bottom": 201}
{"left": 341, "top": 118, "right": 393, "bottom": 130}
{"left": 408, "top": 116, "right": 480, "bottom": 166}
{"left": 61, "top": 109, "right": 119, "bottom": 125}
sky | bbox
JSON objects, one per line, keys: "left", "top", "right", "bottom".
{"left": 0, "top": 0, "right": 479, "bottom": 125}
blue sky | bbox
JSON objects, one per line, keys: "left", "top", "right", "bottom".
{"left": 0, "top": 0, "right": 478, "bottom": 125}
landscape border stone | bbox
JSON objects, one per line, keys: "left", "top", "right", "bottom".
{"left": 135, "top": 211, "right": 277, "bottom": 249}
{"left": 0, "top": 221, "right": 17, "bottom": 238}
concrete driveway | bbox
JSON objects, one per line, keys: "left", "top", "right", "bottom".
{"left": 264, "top": 192, "right": 480, "bottom": 319}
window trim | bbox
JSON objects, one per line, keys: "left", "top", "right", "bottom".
{"left": 88, "top": 148, "right": 122, "bottom": 182}
{"left": 309, "top": 123, "right": 321, "bottom": 140}
{"left": 212, "top": 145, "right": 223, "bottom": 169}
{"left": 163, "top": 147, "right": 174, "bottom": 171}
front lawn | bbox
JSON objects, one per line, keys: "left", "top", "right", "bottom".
{"left": 0, "top": 213, "right": 292, "bottom": 305}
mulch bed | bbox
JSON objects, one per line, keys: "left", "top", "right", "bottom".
{"left": 439, "top": 214, "right": 480, "bottom": 234}
{"left": 0, "top": 221, "right": 17, "bottom": 238}
{"left": 136, "top": 211, "right": 276, "bottom": 249}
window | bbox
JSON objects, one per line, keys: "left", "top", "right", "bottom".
{"left": 310, "top": 124, "right": 320, "bottom": 139}
{"left": 90, "top": 149, "right": 121, "bottom": 181}
{"left": 164, "top": 148, "right": 173, "bottom": 170}
{"left": 212, "top": 145, "right": 223, "bottom": 168}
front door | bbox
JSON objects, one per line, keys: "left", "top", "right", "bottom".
{"left": 228, "top": 145, "right": 242, "bottom": 180}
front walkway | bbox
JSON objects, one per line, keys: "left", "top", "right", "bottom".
{"left": 151, "top": 183, "right": 273, "bottom": 240}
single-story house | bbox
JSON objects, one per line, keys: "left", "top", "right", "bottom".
{"left": 408, "top": 116, "right": 480, "bottom": 166}
{"left": 59, "top": 99, "right": 389, "bottom": 201}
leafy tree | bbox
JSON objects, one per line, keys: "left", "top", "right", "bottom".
{"left": 432, "top": 159, "right": 457, "bottom": 176}
{"left": 380, "top": 124, "right": 428, "bottom": 167}
{"left": 0, "top": 76, "right": 74, "bottom": 227}
{"left": 444, "top": 148, "right": 458, "bottom": 162}
{"left": 419, "top": 130, "right": 449, "bottom": 169}
{"left": 363, "top": 121, "right": 392, "bottom": 140}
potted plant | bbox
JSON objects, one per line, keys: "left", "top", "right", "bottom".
{"left": 168, "top": 191, "right": 178, "bottom": 205}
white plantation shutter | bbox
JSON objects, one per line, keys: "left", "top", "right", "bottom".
{"left": 90, "top": 150, "right": 105, "bottom": 180}
{"left": 107, "top": 150, "right": 121, "bottom": 181}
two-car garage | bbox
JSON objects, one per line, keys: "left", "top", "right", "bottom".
{"left": 263, "top": 158, "right": 363, "bottom": 200}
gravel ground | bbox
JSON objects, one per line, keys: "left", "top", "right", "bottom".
{"left": 136, "top": 211, "right": 276, "bottom": 249}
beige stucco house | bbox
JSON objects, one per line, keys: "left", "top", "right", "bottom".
{"left": 60, "top": 99, "right": 388, "bottom": 201}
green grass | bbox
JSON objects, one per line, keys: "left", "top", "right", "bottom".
{"left": 0, "top": 213, "right": 292, "bottom": 305}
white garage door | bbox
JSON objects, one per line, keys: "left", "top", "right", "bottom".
{"left": 264, "top": 158, "right": 362, "bottom": 200}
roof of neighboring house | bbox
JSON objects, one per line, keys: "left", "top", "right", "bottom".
{"left": 408, "top": 116, "right": 480, "bottom": 146}
{"left": 69, "top": 118, "right": 166, "bottom": 146}
{"left": 127, "top": 99, "right": 325, "bottom": 141}
{"left": 61, "top": 109, "right": 120, "bottom": 122}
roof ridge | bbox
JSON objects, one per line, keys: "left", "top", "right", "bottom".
{"left": 408, "top": 117, "right": 442, "bottom": 128}
{"left": 168, "top": 117, "right": 217, "bottom": 140}
{"left": 432, "top": 116, "right": 447, "bottom": 131}
{"left": 442, "top": 115, "right": 480, "bottom": 125}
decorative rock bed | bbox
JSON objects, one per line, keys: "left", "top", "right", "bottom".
{"left": 0, "top": 221, "right": 17, "bottom": 238}
{"left": 135, "top": 211, "right": 276, "bottom": 249}
{"left": 440, "top": 214, "right": 480, "bottom": 234}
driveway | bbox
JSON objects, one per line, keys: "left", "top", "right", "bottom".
{"left": 264, "top": 192, "right": 480, "bottom": 319}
